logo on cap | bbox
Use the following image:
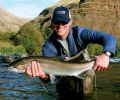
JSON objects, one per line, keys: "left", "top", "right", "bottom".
{"left": 57, "top": 11, "right": 66, "bottom": 14}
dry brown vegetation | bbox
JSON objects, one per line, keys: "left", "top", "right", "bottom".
{"left": 54, "top": 0, "right": 80, "bottom": 6}
{"left": 72, "top": 0, "right": 120, "bottom": 39}
{"left": 0, "top": 7, "right": 30, "bottom": 33}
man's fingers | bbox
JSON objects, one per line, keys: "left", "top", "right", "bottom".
{"left": 37, "top": 62, "right": 46, "bottom": 78}
{"left": 31, "top": 61, "right": 35, "bottom": 77}
{"left": 31, "top": 61, "right": 39, "bottom": 77}
{"left": 34, "top": 62, "right": 40, "bottom": 76}
{"left": 25, "top": 61, "right": 46, "bottom": 78}
{"left": 93, "top": 64, "right": 108, "bottom": 71}
{"left": 26, "top": 65, "right": 32, "bottom": 76}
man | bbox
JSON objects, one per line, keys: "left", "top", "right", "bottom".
{"left": 26, "top": 6, "right": 116, "bottom": 99}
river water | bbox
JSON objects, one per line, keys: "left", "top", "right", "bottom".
{"left": 0, "top": 58, "right": 120, "bottom": 100}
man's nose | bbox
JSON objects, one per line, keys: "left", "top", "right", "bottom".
{"left": 58, "top": 24, "right": 63, "bottom": 27}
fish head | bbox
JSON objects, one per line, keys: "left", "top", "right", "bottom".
{"left": 8, "top": 64, "right": 29, "bottom": 73}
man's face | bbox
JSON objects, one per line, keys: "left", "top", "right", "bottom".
{"left": 52, "top": 21, "right": 72, "bottom": 39}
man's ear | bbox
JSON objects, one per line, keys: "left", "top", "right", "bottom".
{"left": 69, "top": 20, "right": 72, "bottom": 26}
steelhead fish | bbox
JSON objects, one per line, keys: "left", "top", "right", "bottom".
{"left": 8, "top": 56, "right": 95, "bottom": 78}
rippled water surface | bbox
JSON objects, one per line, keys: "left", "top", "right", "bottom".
{"left": 0, "top": 60, "right": 120, "bottom": 100}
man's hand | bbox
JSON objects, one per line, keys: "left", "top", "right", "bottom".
{"left": 25, "top": 61, "right": 48, "bottom": 79}
{"left": 93, "top": 53, "right": 110, "bottom": 71}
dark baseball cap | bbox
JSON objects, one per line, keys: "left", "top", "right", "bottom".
{"left": 51, "top": 6, "right": 71, "bottom": 24}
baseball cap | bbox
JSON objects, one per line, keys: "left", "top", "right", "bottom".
{"left": 51, "top": 6, "right": 71, "bottom": 24}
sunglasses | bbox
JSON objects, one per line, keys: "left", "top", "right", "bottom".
{"left": 53, "top": 21, "right": 68, "bottom": 25}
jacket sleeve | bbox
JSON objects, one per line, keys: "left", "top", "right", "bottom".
{"left": 42, "top": 41, "right": 58, "bottom": 57}
{"left": 78, "top": 27, "right": 117, "bottom": 56}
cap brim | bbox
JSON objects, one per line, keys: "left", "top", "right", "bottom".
{"left": 51, "top": 16, "right": 70, "bottom": 24}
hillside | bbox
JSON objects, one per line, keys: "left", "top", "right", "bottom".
{"left": 0, "top": 7, "right": 29, "bottom": 33}
{"left": 54, "top": 0, "right": 80, "bottom": 6}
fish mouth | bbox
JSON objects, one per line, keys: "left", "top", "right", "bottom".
{"left": 8, "top": 67, "right": 18, "bottom": 72}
